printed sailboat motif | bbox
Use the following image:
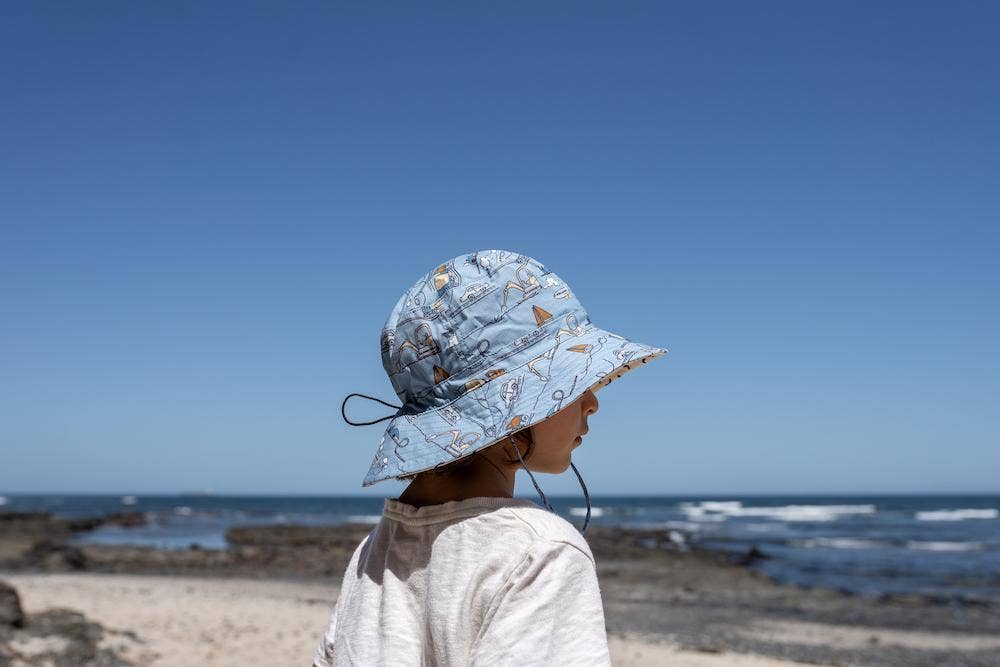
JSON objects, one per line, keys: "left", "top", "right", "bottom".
{"left": 532, "top": 305, "right": 552, "bottom": 326}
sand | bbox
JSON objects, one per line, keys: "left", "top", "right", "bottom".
{"left": 4, "top": 572, "right": 818, "bottom": 666}
{"left": 4, "top": 517, "right": 999, "bottom": 665}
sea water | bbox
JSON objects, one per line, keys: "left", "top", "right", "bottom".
{"left": 3, "top": 493, "right": 997, "bottom": 602}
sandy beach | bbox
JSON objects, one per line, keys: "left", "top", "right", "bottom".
{"left": 2, "top": 572, "right": 819, "bottom": 667}
{"left": 2, "top": 514, "right": 999, "bottom": 666}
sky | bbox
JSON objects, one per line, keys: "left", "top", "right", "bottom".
{"left": 2, "top": 2, "right": 997, "bottom": 496}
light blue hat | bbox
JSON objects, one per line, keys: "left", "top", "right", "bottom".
{"left": 343, "top": 249, "right": 668, "bottom": 528}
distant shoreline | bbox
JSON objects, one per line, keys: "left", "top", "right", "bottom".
{"left": 4, "top": 493, "right": 1000, "bottom": 604}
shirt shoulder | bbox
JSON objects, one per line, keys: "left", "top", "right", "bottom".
{"left": 500, "top": 504, "right": 596, "bottom": 563}
{"left": 470, "top": 520, "right": 610, "bottom": 665}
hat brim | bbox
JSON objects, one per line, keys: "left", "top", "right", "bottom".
{"left": 362, "top": 322, "right": 667, "bottom": 487}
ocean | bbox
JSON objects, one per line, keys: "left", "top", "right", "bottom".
{"left": 2, "top": 493, "right": 997, "bottom": 603}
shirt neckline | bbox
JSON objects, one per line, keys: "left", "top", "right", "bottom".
{"left": 383, "top": 495, "right": 543, "bottom": 526}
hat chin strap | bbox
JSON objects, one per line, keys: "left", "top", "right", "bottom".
{"left": 508, "top": 435, "right": 591, "bottom": 534}
{"left": 569, "top": 460, "right": 592, "bottom": 534}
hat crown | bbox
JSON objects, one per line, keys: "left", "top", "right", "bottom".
{"left": 380, "top": 250, "right": 591, "bottom": 414}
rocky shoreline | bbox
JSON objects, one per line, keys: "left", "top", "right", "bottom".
{"left": 2, "top": 511, "right": 1000, "bottom": 666}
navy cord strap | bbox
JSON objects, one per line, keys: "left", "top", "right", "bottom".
{"left": 511, "top": 435, "right": 554, "bottom": 513}
{"left": 569, "top": 461, "right": 592, "bottom": 533}
{"left": 341, "top": 392, "right": 401, "bottom": 426}
{"left": 510, "top": 435, "right": 591, "bottom": 534}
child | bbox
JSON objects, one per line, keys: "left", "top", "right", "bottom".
{"left": 314, "top": 249, "right": 668, "bottom": 666}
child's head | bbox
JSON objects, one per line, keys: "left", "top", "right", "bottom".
{"left": 355, "top": 247, "right": 666, "bottom": 529}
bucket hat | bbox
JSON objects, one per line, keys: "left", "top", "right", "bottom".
{"left": 342, "top": 249, "right": 668, "bottom": 531}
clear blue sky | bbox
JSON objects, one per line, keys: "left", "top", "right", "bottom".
{"left": 2, "top": 2, "right": 997, "bottom": 496}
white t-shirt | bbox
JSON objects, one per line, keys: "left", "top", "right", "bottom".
{"left": 313, "top": 495, "right": 611, "bottom": 666}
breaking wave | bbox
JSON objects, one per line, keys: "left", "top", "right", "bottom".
{"left": 794, "top": 537, "right": 889, "bottom": 549}
{"left": 347, "top": 515, "right": 383, "bottom": 524}
{"left": 570, "top": 506, "right": 605, "bottom": 517}
{"left": 915, "top": 509, "right": 998, "bottom": 521}
{"left": 680, "top": 501, "right": 876, "bottom": 522}
{"left": 906, "top": 541, "right": 985, "bottom": 552}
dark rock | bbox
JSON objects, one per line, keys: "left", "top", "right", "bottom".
{"left": 102, "top": 512, "right": 147, "bottom": 528}
{"left": 0, "top": 579, "right": 25, "bottom": 628}
{"left": 0, "top": 511, "right": 53, "bottom": 523}
{"left": 1, "top": 510, "right": 145, "bottom": 540}
{"left": 0, "top": 512, "right": 73, "bottom": 539}
{"left": 65, "top": 517, "right": 106, "bottom": 532}
{"left": 578, "top": 525, "right": 692, "bottom": 559}
{"left": 21, "top": 539, "right": 88, "bottom": 571}
{"left": 224, "top": 523, "right": 375, "bottom": 549}
{"left": 64, "top": 512, "right": 145, "bottom": 532}
{"left": 733, "top": 545, "right": 770, "bottom": 566}
{"left": 0, "top": 607, "right": 132, "bottom": 666}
